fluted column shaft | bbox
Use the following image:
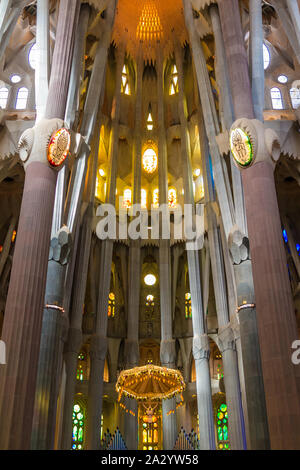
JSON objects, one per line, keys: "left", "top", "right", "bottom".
{"left": 218, "top": 0, "right": 300, "bottom": 449}
{"left": 0, "top": 0, "right": 79, "bottom": 450}
{"left": 125, "top": 49, "right": 144, "bottom": 451}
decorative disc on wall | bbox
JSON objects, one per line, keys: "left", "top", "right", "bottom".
{"left": 48, "top": 128, "right": 71, "bottom": 168}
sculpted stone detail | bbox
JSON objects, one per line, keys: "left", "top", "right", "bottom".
{"left": 218, "top": 325, "right": 236, "bottom": 353}
{"left": 193, "top": 334, "right": 210, "bottom": 361}
{"left": 90, "top": 335, "right": 108, "bottom": 362}
{"left": 228, "top": 224, "right": 250, "bottom": 265}
{"left": 18, "top": 118, "right": 69, "bottom": 170}
{"left": 230, "top": 118, "right": 281, "bottom": 169}
{"left": 49, "top": 226, "right": 72, "bottom": 265}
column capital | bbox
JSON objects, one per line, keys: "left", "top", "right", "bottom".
{"left": 64, "top": 327, "right": 83, "bottom": 354}
{"left": 193, "top": 334, "right": 210, "bottom": 360}
{"left": 160, "top": 339, "right": 176, "bottom": 367}
{"left": 49, "top": 226, "right": 72, "bottom": 265}
{"left": 89, "top": 335, "right": 108, "bottom": 361}
{"left": 18, "top": 118, "right": 71, "bottom": 171}
{"left": 228, "top": 224, "right": 250, "bottom": 266}
{"left": 230, "top": 118, "right": 281, "bottom": 170}
{"left": 218, "top": 324, "right": 236, "bottom": 353}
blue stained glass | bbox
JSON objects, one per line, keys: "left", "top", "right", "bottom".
{"left": 296, "top": 243, "right": 300, "bottom": 254}
{"left": 283, "top": 229, "right": 288, "bottom": 243}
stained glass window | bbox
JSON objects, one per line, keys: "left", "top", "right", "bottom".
{"left": 72, "top": 403, "right": 85, "bottom": 450}
{"left": 168, "top": 188, "right": 177, "bottom": 209}
{"left": 143, "top": 148, "right": 158, "bottom": 175}
{"left": 0, "top": 87, "right": 9, "bottom": 109}
{"left": 108, "top": 292, "right": 115, "bottom": 317}
{"left": 121, "top": 65, "right": 130, "bottom": 95}
{"left": 142, "top": 413, "right": 159, "bottom": 451}
{"left": 76, "top": 353, "right": 85, "bottom": 381}
{"left": 16, "top": 87, "right": 29, "bottom": 110}
{"left": 169, "top": 64, "right": 179, "bottom": 96}
{"left": 216, "top": 403, "right": 230, "bottom": 450}
{"left": 147, "top": 110, "right": 154, "bottom": 131}
{"left": 270, "top": 87, "right": 283, "bottom": 110}
{"left": 123, "top": 189, "right": 132, "bottom": 209}
{"left": 185, "top": 293, "right": 192, "bottom": 318}
{"left": 290, "top": 87, "right": 300, "bottom": 109}
{"left": 146, "top": 294, "right": 155, "bottom": 307}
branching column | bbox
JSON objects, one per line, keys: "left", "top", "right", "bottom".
{"left": 156, "top": 47, "right": 178, "bottom": 451}
{"left": 124, "top": 47, "right": 144, "bottom": 450}
{"left": 0, "top": 0, "right": 80, "bottom": 450}
{"left": 86, "top": 45, "right": 125, "bottom": 450}
{"left": 218, "top": 0, "right": 300, "bottom": 449}
{"left": 174, "top": 42, "right": 216, "bottom": 451}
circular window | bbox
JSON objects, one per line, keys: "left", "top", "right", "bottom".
{"left": 143, "top": 148, "right": 158, "bottom": 175}
{"left": 144, "top": 274, "right": 156, "bottom": 286}
{"left": 10, "top": 74, "right": 21, "bottom": 84}
{"left": 278, "top": 75, "right": 288, "bottom": 84}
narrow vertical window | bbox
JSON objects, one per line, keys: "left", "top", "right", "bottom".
{"left": 108, "top": 292, "right": 115, "bottom": 317}
{"left": 169, "top": 64, "right": 179, "bottom": 95}
{"left": 72, "top": 403, "right": 85, "bottom": 450}
{"left": 290, "top": 87, "right": 300, "bottom": 109}
{"left": 270, "top": 87, "right": 283, "bottom": 110}
{"left": 0, "top": 87, "right": 9, "bottom": 109}
{"left": 122, "top": 189, "right": 132, "bottom": 209}
{"left": 263, "top": 44, "right": 270, "bottom": 70}
{"left": 216, "top": 403, "right": 230, "bottom": 450}
{"left": 16, "top": 87, "right": 29, "bottom": 110}
{"left": 185, "top": 293, "right": 192, "bottom": 318}
{"left": 121, "top": 65, "right": 130, "bottom": 95}
{"left": 168, "top": 188, "right": 177, "bottom": 209}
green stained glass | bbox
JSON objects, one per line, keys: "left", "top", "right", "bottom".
{"left": 220, "top": 404, "right": 227, "bottom": 412}
{"left": 216, "top": 403, "right": 230, "bottom": 451}
{"left": 78, "top": 427, "right": 83, "bottom": 442}
{"left": 223, "top": 425, "right": 228, "bottom": 441}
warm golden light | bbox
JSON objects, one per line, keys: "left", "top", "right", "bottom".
{"left": 143, "top": 148, "right": 158, "bottom": 174}
{"left": 137, "top": 1, "right": 163, "bottom": 42}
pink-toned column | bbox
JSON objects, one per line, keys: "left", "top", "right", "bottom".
{"left": 218, "top": 0, "right": 300, "bottom": 449}
{"left": 0, "top": 0, "right": 79, "bottom": 449}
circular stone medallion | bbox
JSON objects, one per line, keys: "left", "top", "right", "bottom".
{"left": 48, "top": 128, "right": 71, "bottom": 168}
{"left": 230, "top": 128, "right": 253, "bottom": 168}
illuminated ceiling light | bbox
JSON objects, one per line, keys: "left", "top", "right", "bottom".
{"left": 136, "top": 1, "right": 163, "bottom": 42}
{"left": 194, "top": 168, "right": 201, "bottom": 177}
{"left": 99, "top": 168, "right": 105, "bottom": 177}
{"left": 144, "top": 274, "right": 156, "bottom": 286}
{"left": 143, "top": 147, "right": 158, "bottom": 174}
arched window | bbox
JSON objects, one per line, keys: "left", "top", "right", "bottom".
{"left": 141, "top": 189, "right": 147, "bottom": 209}
{"left": 152, "top": 188, "right": 159, "bottom": 208}
{"left": 16, "top": 87, "right": 29, "bottom": 110}
{"left": 0, "top": 87, "right": 9, "bottom": 109}
{"left": 122, "top": 189, "right": 132, "bottom": 209}
{"left": 72, "top": 403, "right": 85, "bottom": 450}
{"left": 169, "top": 64, "right": 179, "bottom": 95}
{"left": 185, "top": 293, "right": 192, "bottom": 318}
{"left": 121, "top": 65, "right": 130, "bottom": 95}
{"left": 263, "top": 44, "right": 270, "bottom": 70}
{"left": 270, "top": 87, "right": 283, "bottom": 110}
{"left": 108, "top": 292, "right": 115, "bottom": 317}
{"left": 146, "top": 294, "right": 154, "bottom": 307}
{"left": 143, "top": 148, "right": 158, "bottom": 174}
{"left": 29, "top": 43, "right": 38, "bottom": 70}
{"left": 290, "top": 87, "right": 300, "bottom": 109}
{"left": 216, "top": 403, "right": 230, "bottom": 450}
{"left": 168, "top": 188, "right": 177, "bottom": 209}
{"left": 103, "top": 358, "right": 109, "bottom": 382}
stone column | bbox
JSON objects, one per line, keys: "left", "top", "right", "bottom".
{"left": 174, "top": 41, "right": 215, "bottom": 450}
{"left": 218, "top": 0, "right": 300, "bottom": 449}
{"left": 249, "top": 0, "right": 264, "bottom": 121}
{"left": 86, "top": 45, "right": 125, "bottom": 450}
{"left": 0, "top": 0, "right": 79, "bottom": 450}
{"left": 209, "top": 2, "right": 270, "bottom": 449}
{"left": 156, "top": 46, "right": 178, "bottom": 451}
{"left": 35, "top": 0, "right": 50, "bottom": 122}
{"left": 124, "top": 48, "right": 144, "bottom": 451}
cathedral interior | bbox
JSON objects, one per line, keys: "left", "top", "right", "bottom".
{"left": 0, "top": 0, "right": 300, "bottom": 451}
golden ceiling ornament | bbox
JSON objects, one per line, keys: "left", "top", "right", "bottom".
{"left": 47, "top": 128, "right": 71, "bottom": 168}
{"left": 116, "top": 364, "right": 186, "bottom": 402}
